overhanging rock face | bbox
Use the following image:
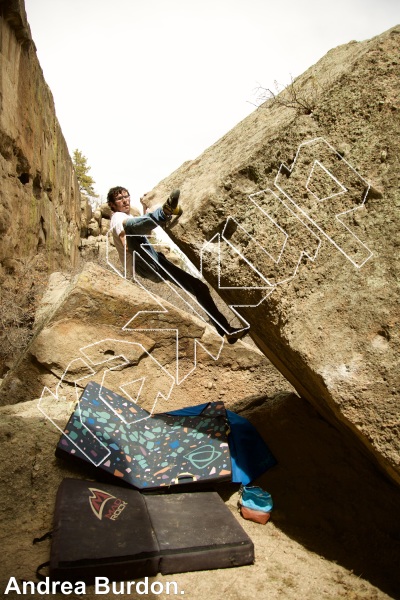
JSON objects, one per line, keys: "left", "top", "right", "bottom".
{"left": 144, "top": 26, "right": 400, "bottom": 484}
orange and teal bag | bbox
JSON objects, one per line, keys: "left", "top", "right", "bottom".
{"left": 239, "top": 485, "right": 273, "bottom": 525}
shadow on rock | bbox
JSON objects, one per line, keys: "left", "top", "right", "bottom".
{"left": 231, "top": 392, "right": 400, "bottom": 599}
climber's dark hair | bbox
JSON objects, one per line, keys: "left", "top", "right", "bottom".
{"left": 107, "top": 186, "right": 129, "bottom": 205}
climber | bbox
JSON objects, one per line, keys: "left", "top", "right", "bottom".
{"left": 107, "top": 186, "right": 247, "bottom": 344}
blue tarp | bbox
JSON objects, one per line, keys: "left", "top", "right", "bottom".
{"left": 167, "top": 404, "right": 277, "bottom": 485}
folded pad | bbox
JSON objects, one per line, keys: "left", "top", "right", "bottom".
{"left": 50, "top": 478, "right": 254, "bottom": 583}
{"left": 56, "top": 381, "right": 232, "bottom": 490}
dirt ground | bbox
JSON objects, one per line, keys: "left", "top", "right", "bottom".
{"left": 1, "top": 390, "right": 399, "bottom": 600}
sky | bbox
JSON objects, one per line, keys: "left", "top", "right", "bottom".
{"left": 24, "top": 0, "right": 400, "bottom": 209}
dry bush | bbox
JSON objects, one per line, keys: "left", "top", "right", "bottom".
{"left": 254, "top": 74, "right": 324, "bottom": 115}
{"left": 0, "top": 253, "right": 49, "bottom": 376}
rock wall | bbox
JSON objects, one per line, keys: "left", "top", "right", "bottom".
{"left": 142, "top": 26, "right": 400, "bottom": 485}
{"left": 0, "top": 262, "right": 291, "bottom": 408}
{"left": 0, "top": 0, "right": 81, "bottom": 271}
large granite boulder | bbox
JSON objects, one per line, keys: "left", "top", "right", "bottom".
{"left": 141, "top": 26, "right": 400, "bottom": 485}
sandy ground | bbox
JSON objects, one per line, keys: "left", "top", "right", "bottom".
{"left": 1, "top": 391, "right": 399, "bottom": 600}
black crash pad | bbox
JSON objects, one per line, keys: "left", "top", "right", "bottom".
{"left": 50, "top": 478, "right": 254, "bottom": 583}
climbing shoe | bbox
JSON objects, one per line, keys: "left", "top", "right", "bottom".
{"left": 163, "top": 189, "right": 183, "bottom": 217}
{"left": 225, "top": 326, "right": 248, "bottom": 345}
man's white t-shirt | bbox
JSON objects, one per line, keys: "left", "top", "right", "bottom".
{"left": 110, "top": 211, "right": 133, "bottom": 277}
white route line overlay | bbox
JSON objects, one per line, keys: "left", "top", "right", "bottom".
{"left": 110, "top": 251, "right": 231, "bottom": 382}
{"left": 121, "top": 233, "right": 248, "bottom": 337}
{"left": 198, "top": 137, "right": 372, "bottom": 314}
{"left": 39, "top": 136, "right": 373, "bottom": 463}
{"left": 200, "top": 188, "right": 322, "bottom": 298}
{"left": 274, "top": 137, "right": 373, "bottom": 268}
{"left": 37, "top": 341, "right": 175, "bottom": 467}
